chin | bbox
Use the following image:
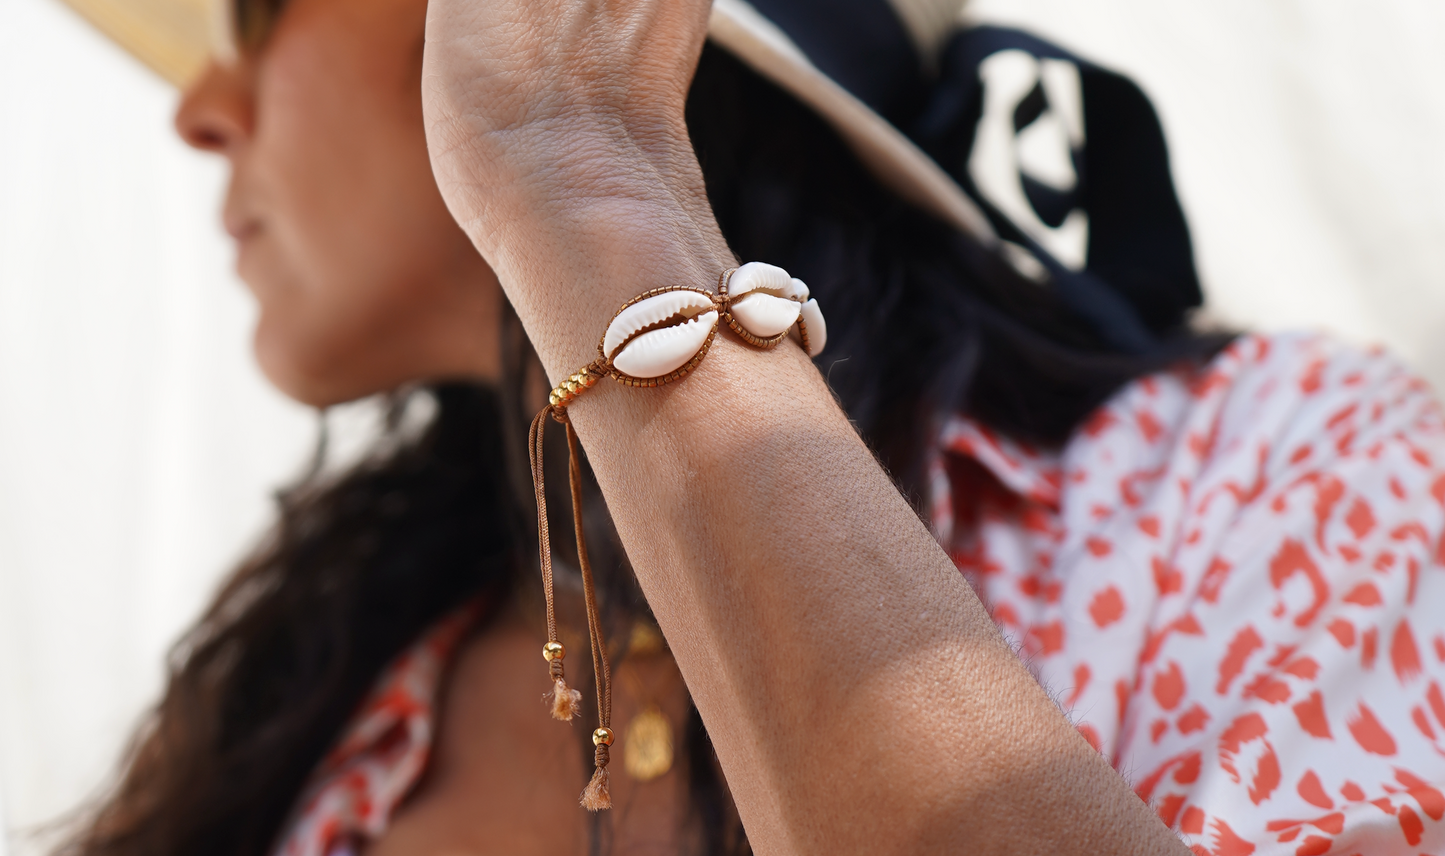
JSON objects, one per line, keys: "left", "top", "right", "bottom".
{"left": 252, "top": 315, "right": 376, "bottom": 409}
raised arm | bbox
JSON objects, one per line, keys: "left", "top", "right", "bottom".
{"left": 420, "top": 1, "right": 1185, "bottom": 851}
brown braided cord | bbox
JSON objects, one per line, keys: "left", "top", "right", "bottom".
{"left": 565, "top": 418, "right": 613, "bottom": 736}
{"left": 528, "top": 407, "right": 561, "bottom": 653}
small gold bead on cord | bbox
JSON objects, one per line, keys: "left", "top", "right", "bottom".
{"left": 592, "top": 727, "right": 615, "bottom": 747}
{"left": 543, "top": 641, "right": 565, "bottom": 662}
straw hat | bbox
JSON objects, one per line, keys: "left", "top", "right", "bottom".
{"left": 56, "top": 0, "right": 995, "bottom": 242}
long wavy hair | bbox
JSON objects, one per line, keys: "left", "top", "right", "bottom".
{"left": 59, "top": 24, "right": 1229, "bottom": 856}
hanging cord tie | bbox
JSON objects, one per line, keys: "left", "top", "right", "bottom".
{"left": 527, "top": 264, "right": 828, "bottom": 811}
{"left": 531, "top": 404, "right": 584, "bottom": 723}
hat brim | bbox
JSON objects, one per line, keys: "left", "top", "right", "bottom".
{"left": 710, "top": 0, "right": 992, "bottom": 242}
{"left": 59, "top": 0, "right": 216, "bottom": 88}
{"left": 56, "top": 0, "right": 993, "bottom": 242}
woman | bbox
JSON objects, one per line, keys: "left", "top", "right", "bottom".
{"left": 59, "top": 0, "right": 1445, "bottom": 853}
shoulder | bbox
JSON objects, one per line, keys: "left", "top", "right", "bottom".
{"left": 1185, "top": 333, "right": 1441, "bottom": 466}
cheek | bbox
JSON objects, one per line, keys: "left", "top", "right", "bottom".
{"left": 242, "top": 20, "right": 476, "bottom": 402}
{"left": 252, "top": 43, "right": 419, "bottom": 304}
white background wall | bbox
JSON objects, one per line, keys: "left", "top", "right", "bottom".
{"left": 0, "top": 1, "right": 314, "bottom": 851}
{"left": 1, "top": 0, "right": 1444, "bottom": 852}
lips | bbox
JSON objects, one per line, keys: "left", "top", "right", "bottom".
{"left": 221, "top": 177, "right": 261, "bottom": 242}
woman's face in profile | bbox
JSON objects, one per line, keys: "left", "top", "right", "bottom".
{"left": 175, "top": 0, "right": 503, "bottom": 407}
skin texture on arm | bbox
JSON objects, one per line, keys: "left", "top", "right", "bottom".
{"left": 420, "top": 0, "right": 1187, "bottom": 851}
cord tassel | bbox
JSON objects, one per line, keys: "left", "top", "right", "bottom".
{"left": 549, "top": 673, "right": 582, "bottom": 722}
{"left": 580, "top": 740, "right": 613, "bottom": 811}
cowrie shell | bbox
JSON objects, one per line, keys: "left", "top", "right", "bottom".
{"left": 729, "top": 292, "right": 802, "bottom": 339}
{"left": 791, "top": 298, "right": 827, "bottom": 357}
{"left": 602, "top": 289, "right": 718, "bottom": 359}
{"left": 724, "top": 263, "right": 807, "bottom": 345}
{"left": 726, "top": 262, "right": 793, "bottom": 299}
{"left": 611, "top": 312, "right": 719, "bottom": 379}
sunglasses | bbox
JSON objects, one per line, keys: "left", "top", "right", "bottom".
{"left": 232, "top": 0, "right": 288, "bottom": 53}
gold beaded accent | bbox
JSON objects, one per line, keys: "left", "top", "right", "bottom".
{"left": 548, "top": 365, "right": 604, "bottom": 409}
{"left": 543, "top": 641, "right": 566, "bottom": 662}
{"left": 592, "top": 726, "right": 615, "bottom": 747}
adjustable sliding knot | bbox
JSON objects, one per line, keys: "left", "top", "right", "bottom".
{"left": 527, "top": 263, "right": 828, "bottom": 812}
{"left": 543, "top": 641, "right": 568, "bottom": 680}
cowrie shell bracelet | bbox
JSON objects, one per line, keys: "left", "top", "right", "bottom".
{"left": 527, "top": 263, "right": 827, "bottom": 811}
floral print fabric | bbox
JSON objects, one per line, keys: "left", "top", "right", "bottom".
{"left": 930, "top": 333, "right": 1445, "bottom": 855}
{"left": 275, "top": 333, "right": 1445, "bottom": 856}
{"left": 270, "top": 605, "right": 478, "bottom": 856}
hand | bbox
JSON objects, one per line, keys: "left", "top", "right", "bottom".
{"left": 421, "top": 0, "right": 732, "bottom": 377}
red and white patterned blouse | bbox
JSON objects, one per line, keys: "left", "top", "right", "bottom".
{"left": 274, "top": 333, "right": 1445, "bottom": 856}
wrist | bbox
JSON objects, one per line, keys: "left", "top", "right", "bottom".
{"left": 461, "top": 155, "right": 736, "bottom": 380}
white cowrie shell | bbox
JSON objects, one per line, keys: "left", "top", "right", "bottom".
{"left": 785, "top": 277, "right": 810, "bottom": 302}
{"left": 611, "top": 311, "right": 719, "bottom": 379}
{"left": 602, "top": 290, "right": 717, "bottom": 360}
{"left": 729, "top": 292, "right": 802, "bottom": 339}
{"left": 795, "top": 298, "right": 827, "bottom": 357}
{"left": 727, "top": 262, "right": 793, "bottom": 299}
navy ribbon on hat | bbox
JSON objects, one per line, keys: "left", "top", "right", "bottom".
{"left": 745, "top": 0, "right": 1202, "bottom": 354}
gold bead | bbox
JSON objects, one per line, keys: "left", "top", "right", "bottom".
{"left": 592, "top": 727, "right": 615, "bottom": 747}
{"left": 543, "top": 642, "right": 565, "bottom": 662}
{"left": 549, "top": 390, "right": 561, "bottom": 406}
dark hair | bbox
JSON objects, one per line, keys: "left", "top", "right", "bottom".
{"left": 60, "top": 39, "right": 1227, "bottom": 856}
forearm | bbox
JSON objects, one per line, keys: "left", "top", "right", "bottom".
{"left": 521, "top": 212, "right": 1181, "bottom": 853}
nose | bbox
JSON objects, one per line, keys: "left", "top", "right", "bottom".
{"left": 175, "top": 61, "right": 254, "bottom": 156}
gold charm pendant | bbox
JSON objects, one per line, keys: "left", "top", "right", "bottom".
{"left": 624, "top": 706, "right": 675, "bottom": 782}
